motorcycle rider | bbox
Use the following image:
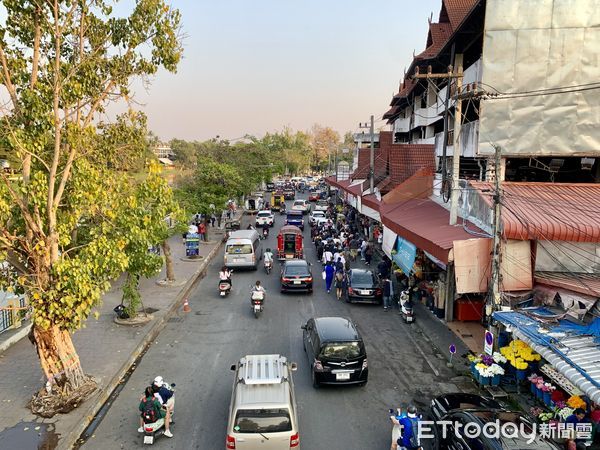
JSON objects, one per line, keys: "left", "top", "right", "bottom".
{"left": 261, "top": 221, "right": 269, "bottom": 238}
{"left": 251, "top": 280, "right": 266, "bottom": 303}
{"left": 264, "top": 248, "right": 274, "bottom": 269}
{"left": 219, "top": 266, "right": 232, "bottom": 288}
{"left": 152, "top": 376, "right": 174, "bottom": 432}
{"left": 390, "top": 405, "right": 421, "bottom": 450}
{"left": 138, "top": 385, "right": 173, "bottom": 438}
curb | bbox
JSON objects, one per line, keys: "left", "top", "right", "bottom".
{"left": 61, "top": 240, "right": 223, "bottom": 450}
{"left": 0, "top": 323, "right": 32, "bottom": 354}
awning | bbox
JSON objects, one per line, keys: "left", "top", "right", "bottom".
{"left": 360, "top": 194, "right": 381, "bottom": 222}
{"left": 535, "top": 272, "right": 600, "bottom": 298}
{"left": 158, "top": 157, "right": 173, "bottom": 166}
{"left": 382, "top": 226, "right": 397, "bottom": 258}
{"left": 381, "top": 198, "right": 483, "bottom": 263}
{"left": 494, "top": 309, "right": 600, "bottom": 404}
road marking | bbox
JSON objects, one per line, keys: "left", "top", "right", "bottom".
{"left": 404, "top": 328, "right": 440, "bottom": 377}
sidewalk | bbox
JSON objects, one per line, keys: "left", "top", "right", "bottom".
{"left": 0, "top": 217, "right": 234, "bottom": 450}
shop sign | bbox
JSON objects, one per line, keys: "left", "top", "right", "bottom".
{"left": 392, "top": 236, "right": 417, "bottom": 275}
{"left": 484, "top": 330, "right": 494, "bottom": 355}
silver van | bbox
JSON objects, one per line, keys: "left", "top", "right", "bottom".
{"left": 224, "top": 230, "right": 262, "bottom": 269}
{"left": 226, "top": 354, "right": 300, "bottom": 450}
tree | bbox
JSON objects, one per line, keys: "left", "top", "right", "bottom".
{"left": 309, "top": 124, "right": 340, "bottom": 171}
{"left": 0, "top": 0, "right": 182, "bottom": 414}
{"left": 170, "top": 138, "right": 198, "bottom": 168}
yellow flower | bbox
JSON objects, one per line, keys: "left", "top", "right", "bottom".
{"left": 567, "top": 396, "right": 586, "bottom": 409}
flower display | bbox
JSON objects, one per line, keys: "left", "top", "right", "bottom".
{"left": 500, "top": 340, "right": 541, "bottom": 369}
{"left": 492, "top": 352, "right": 507, "bottom": 364}
{"left": 567, "top": 395, "right": 586, "bottom": 410}
{"left": 557, "top": 407, "right": 575, "bottom": 421}
{"left": 475, "top": 362, "right": 505, "bottom": 377}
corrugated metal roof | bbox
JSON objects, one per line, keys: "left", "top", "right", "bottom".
{"left": 494, "top": 310, "right": 600, "bottom": 404}
{"left": 381, "top": 198, "right": 482, "bottom": 263}
{"left": 536, "top": 272, "right": 600, "bottom": 298}
{"left": 470, "top": 182, "right": 600, "bottom": 242}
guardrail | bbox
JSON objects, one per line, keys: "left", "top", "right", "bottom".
{"left": 0, "top": 297, "right": 27, "bottom": 335}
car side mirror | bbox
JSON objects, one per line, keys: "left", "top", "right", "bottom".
{"left": 230, "top": 364, "right": 236, "bottom": 371}
{"left": 290, "top": 362, "right": 298, "bottom": 371}
{"left": 300, "top": 324, "right": 306, "bottom": 330}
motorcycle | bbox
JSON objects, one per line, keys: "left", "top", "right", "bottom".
{"left": 219, "top": 279, "right": 232, "bottom": 297}
{"left": 250, "top": 290, "right": 265, "bottom": 318}
{"left": 399, "top": 290, "right": 415, "bottom": 323}
{"left": 141, "top": 385, "right": 176, "bottom": 445}
{"left": 264, "top": 259, "right": 273, "bottom": 274}
{"left": 262, "top": 227, "right": 269, "bottom": 240}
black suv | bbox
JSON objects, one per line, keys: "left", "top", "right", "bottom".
{"left": 346, "top": 269, "right": 382, "bottom": 304}
{"left": 280, "top": 259, "right": 313, "bottom": 293}
{"left": 301, "top": 317, "right": 368, "bottom": 388}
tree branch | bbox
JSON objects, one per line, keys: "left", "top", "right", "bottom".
{"left": 0, "top": 42, "right": 18, "bottom": 109}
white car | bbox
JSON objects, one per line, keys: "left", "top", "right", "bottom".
{"left": 255, "top": 210, "right": 274, "bottom": 227}
{"left": 314, "top": 199, "right": 329, "bottom": 212}
{"left": 309, "top": 210, "right": 327, "bottom": 225}
{"left": 291, "top": 199, "right": 310, "bottom": 214}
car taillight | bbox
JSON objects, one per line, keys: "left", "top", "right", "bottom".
{"left": 348, "top": 287, "right": 354, "bottom": 294}
{"left": 375, "top": 288, "right": 382, "bottom": 295}
{"left": 362, "top": 358, "right": 368, "bottom": 370}
{"left": 145, "top": 427, "right": 153, "bottom": 432}
{"left": 306, "top": 277, "right": 313, "bottom": 282}
{"left": 314, "top": 360, "right": 323, "bottom": 371}
{"left": 290, "top": 432, "right": 299, "bottom": 448}
{"left": 282, "top": 277, "right": 291, "bottom": 282}
{"left": 226, "top": 435, "right": 236, "bottom": 449}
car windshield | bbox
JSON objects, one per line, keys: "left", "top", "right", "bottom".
{"left": 317, "top": 200, "right": 327, "bottom": 206}
{"left": 257, "top": 212, "right": 271, "bottom": 217}
{"left": 470, "top": 411, "right": 556, "bottom": 449}
{"left": 234, "top": 408, "right": 292, "bottom": 434}
{"left": 226, "top": 244, "right": 252, "bottom": 254}
{"left": 285, "top": 264, "right": 309, "bottom": 276}
{"left": 293, "top": 201, "right": 304, "bottom": 206}
{"left": 320, "top": 342, "right": 363, "bottom": 359}
{"left": 313, "top": 211, "right": 324, "bottom": 217}
{"left": 351, "top": 271, "right": 375, "bottom": 285}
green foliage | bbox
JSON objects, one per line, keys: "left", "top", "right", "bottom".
{"left": 0, "top": 0, "right": 183, "bottom": 334}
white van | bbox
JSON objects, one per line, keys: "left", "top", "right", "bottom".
{"left": 226, "top": 355, "right": 299, "bottom": 450}
{"left": 224, "top": 230, "right": 262, "bottom": 269}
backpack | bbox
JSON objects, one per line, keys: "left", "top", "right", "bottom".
{"left": 408, "top": 418, "right": 420, "bottom": 448}
{"left": 141, "top": 398, "right": 158, "bottom": 424}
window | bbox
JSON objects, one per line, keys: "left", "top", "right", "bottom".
{"left": 226, "top": 244, "right": 252, "bottom": 255}
{"left": 320, "top": 342, "right": 363, "bottom": 359}
{"left": 284, "top": 264, "right": 310, "bottom": 276}
{"left": 351, "top": 271, "right": 375, "bottom": 285}
{"left": 234, "top": 409, "right": 292, "bottom": 433}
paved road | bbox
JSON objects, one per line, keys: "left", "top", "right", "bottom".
{"left": 82, "top": 194, "right": 462, "bottom": 450}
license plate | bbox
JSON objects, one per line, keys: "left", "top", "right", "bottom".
{"left": 293, "top": 280, "right": 301, "bottom": 285}
{"left": 285, "top": 254, "right": 293, "bottom": 259}
{"left": 234, "top": 258, "right": 244, "bottom": 263}
{"left": 143, "top": 436, "right": 154, "bottom": 445}
{"left": 360, "top": 290, "right": 370, "bottom": 295}
{"left": 336, "top": 372, "right": 351, "bottom": 381}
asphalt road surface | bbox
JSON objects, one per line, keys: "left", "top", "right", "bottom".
{"left": 82, "top": 194, "right": 463, "bottom": 450}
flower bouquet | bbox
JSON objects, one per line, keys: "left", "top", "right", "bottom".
{"left": 567, "top": 395, "right": 586, "bottom": 410}
{"left": 500, "top": 340, "right": 541, "bottom": 379}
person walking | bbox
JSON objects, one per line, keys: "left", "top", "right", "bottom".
{"left": 198, "top": 221, "right": 207, "bottom": 242}
{"left": 360, "top": 239, "right": 368, "bottom": 261}
{"left": 322, "top": 248, "right": 334, "bottom": 266}
{"left": 324, "top": 262, "right": 335, "bottom": 293}
{"left": 334, "top": 269, "right": 346, "bottom": 300}
{"left": 365, "top": 241, "right": 373, "bottom": 266}
{"left": 210, "top": 213, "right": 216, "bottom": 227}
{"left": 382, "top": 276, "right": 393, "bottom": 311}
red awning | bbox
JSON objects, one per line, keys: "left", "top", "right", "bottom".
{"left": 325, "top": 176, "right": 350, "bottom": 190}
{"left": 535, "top": 272, "right": 600, "bottom": 298}
{"left": 381, "top": 198, "right": 483, "bottom": 263}
{"left": 362, "top": 193, "right": 380, "bottom": 211}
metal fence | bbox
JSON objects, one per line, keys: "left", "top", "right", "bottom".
{"left": 0, "top": 297, "right": 27, "bottom": 335}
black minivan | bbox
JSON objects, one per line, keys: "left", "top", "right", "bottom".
{"left": 301, "top": 317, "right": 368, "bottom": 388}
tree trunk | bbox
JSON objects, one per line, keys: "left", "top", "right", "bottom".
{"left": 162, "top": 240, "right": 176, "bottom": 281}
{"left": 32, "top": 324, "right": 86, "bottom": 390}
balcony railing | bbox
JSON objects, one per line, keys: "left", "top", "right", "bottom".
{"left": 434, "top": 120, "right": 479, "bottom": 157}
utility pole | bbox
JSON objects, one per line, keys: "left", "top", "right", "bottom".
{"left": 489, "top": 144, "right": 503, "bottom": 319}
{"left": 358, "top": 115, "right": 375, "bottom": 193}
{"left": 412, "top": 63, "right": 463, "bottom": 224}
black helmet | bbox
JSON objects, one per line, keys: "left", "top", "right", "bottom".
{"left": 407, "top": 405, "right": 417, "bottom": 415}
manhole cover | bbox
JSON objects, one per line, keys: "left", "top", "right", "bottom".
{"left": 167, "top": 317, "right": 184, "bottom": 323}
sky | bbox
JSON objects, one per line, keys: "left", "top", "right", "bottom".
{"left": 127, "top": 0, "right": 442, "bottom": 141}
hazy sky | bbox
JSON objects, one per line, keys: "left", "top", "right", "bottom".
{"left": 132, "top": 0, "right": 441, "bottom": 141}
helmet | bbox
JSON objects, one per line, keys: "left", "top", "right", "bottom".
{"left": 153, "top": 376, "right": 164, "bottom": 387}
{"left": 407, "top": 405, "right": 417, "bottom": 415}
{"left": 266, "top": 248, "right": 271, "bottom": 253}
